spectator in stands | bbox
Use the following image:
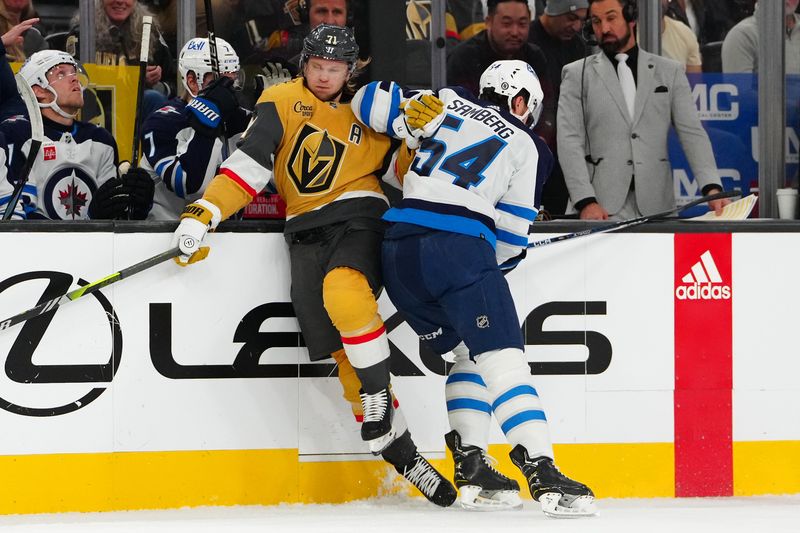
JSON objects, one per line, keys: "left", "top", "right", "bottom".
{"left": 0, "top": 0, "right": 44, "bottom": 61}
{"left": 722, "top": 0, "right": 800, "bottom": 74}
{"left": 665, "top": 0, "right": 754, "bottom": 44}
{"left": 66, "top": 0, "right": 175, "bottom": 115}
{"left": 447, "top": 0, "right": 548, "bottom": 98}
{"left": 528, "top": 0, "right": 589, "bottom": 216}
{"left": 659, "top": 0, "right": 703, "bottom": 72}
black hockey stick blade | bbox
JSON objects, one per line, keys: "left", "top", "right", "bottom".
{"left": 528, "top": 189, "right": 740, "bottom": 249}
{"left": 0, "top": 246, "right": 181, "bottom": 332}
{"left": 2, "top": 74, "right": 45, "bottom": 220}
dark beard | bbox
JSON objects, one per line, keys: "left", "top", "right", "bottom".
{"left": 599, "top": 25, "right": 632, "bottom": 54}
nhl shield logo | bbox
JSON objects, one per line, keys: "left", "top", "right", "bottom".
{"left": 287, "top": 123, "right": 346, "bottom": 194}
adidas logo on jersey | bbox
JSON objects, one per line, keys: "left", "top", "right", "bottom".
{"left": 675, "top": 250, "right": 731, "bottom": 300}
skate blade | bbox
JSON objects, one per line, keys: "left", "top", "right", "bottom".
{"left": 365, "top": 428, "right": 397, "bottom": 455}
{"left": 458, "top": 486, "right": 523, "bottom": 511}
{"left": 539, "top": 492, "right": 597, "bottom": 518}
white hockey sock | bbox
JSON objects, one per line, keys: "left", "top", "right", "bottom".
{"left": 341, "top": 326, "right": 391, "bottom": 393}
{"left": 474, "top": 347, "right": 554, "bottom": 459}
{"left": 446, "top": 342, "right": 491, "bottom": 450}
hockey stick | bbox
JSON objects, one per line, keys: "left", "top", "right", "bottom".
{"left": 203, "top": 0, "right": 230, "bottom": 159}
{"left": 130, "top": 15, "right": 153, "bottom": 170}
{"left": 528, "top": 189, "right": 740, "bottom": 249}
{"left": 0, "top": 247, "right": 181, "bottom": 332}
{"left": 2, "top": 74, "right": 44, "bottom": 220}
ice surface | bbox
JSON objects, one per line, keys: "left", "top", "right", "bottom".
{"left": 0, "top": 495, "right": 798, "bottom": 533}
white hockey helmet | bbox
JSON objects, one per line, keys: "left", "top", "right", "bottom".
{"left": 479, "top": 60, "right": 544, "bottom": 127}
{"left": 19, "top": 50, "right": 86, "bottom": 119}
{"left": 178, "top": 37, "right": 241, "bottom": 97}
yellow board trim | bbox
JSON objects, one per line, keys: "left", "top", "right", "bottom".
{"left": 2, "top": 441, "right": 797, "bottom": 514}
{"left": 734, "top": 441, "right": 800, "bottom": 496}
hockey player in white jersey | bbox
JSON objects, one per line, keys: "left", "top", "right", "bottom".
{"left": 353, "top": 60, "right": 596, "bottom": 517}
{"left": 0, "top": 50, "right": 153, "bottom": 220}
{"left": 139, "top": 37, "right": 250, "bottom": 220}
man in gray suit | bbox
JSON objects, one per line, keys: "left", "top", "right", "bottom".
{"left": 557, "top": 0, "right": 730, "bottom": 220}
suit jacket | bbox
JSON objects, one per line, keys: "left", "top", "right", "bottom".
{"left": 557, "top": 49, "right": 720, "bottom": 216}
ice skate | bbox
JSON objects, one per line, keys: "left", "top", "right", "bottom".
{"left": 382, "top": 431, "right": 457, "bottom": 507}
{"left": 445, "top": 430, "right": 522, "bottom": 511}
{"left": 359, "top": 387, "right": 396, "bottom": 454}
{"left": 509, "top": 444, "right": 596, "bottom": 518}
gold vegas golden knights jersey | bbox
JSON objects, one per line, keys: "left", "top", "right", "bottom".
{"left": 207, "top": 78, "right": 397, "bottom": 233}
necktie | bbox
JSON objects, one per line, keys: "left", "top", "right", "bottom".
{"left": 615, "top": 53, "right": 636, "bottom": 120}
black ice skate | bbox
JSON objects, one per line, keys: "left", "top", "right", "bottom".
{"left": 445, "top": 430, "right": 522, "bottom": 510}
{"left": 383, "top": 431, "right": 457, "bottom": 508}
{"left": 509, "top": 444, "right": 596, "bottom": 518}
{"left": 359, "top": 387, "right": 396, "bottom": 454}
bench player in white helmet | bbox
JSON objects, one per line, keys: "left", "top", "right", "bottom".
{"left": 138, "top": 37, "right": 251, "bottom": 220}
{"left": 0, "top": 49, "right": 152, "bottom": 220}
{"left": 352, "top": 60, "right": 597, "bottom": 517}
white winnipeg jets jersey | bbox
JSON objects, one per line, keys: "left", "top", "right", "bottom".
{"left": 382, "top": 86, "right": 552, "bottom": 265}
{"left": 0, "top": 115, "right": 117, "bottom": 220}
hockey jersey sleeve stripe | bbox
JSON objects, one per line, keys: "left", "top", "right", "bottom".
{"left": 174, "top": 164, "right": 186, "bottom": 199}
{"left": 495, "top": 228, "right": 529, "bottom": 247}
{"left": 358, "top": 81, "right": 377, "bottom": 129}
{"left": 384, "top": 207, "right": 497, "bottom": 249}
{"left": 219, "top": 167, "right": 259, "bottom": 198}
{"left": 204, "top": 174, "right": 258, "bottom": 220}
{"left": 446, "top": 398, "right": 492, "bottom": 414}
{"left": 220, "top": 149, "right": 270, "bottom": 197}
{"left": 496, "top": 201, "right": 538, "bottom": 222}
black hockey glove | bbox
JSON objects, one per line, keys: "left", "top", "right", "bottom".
{"left": 187, "top": 76, "right": 239, "bottom": 138}
{"left": 121, "top": 167, "right": 155, "bottom": 220}
{"left": 89, "top": 177, "right": 129, "bottom": 220}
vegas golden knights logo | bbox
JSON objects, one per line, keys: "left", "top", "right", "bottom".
{"left": 287, "top": 124, "right": 347, "bottom": 194}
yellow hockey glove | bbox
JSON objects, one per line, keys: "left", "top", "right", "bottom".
{"left": 171, "top": 199, "right": 222, "bottom": 266}
{"left": 403, "top": 93, "right": 444, "bottom": 131}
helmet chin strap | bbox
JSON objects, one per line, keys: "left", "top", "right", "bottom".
{"left": 39, "top": 85, "right": 78, "bottom": 120}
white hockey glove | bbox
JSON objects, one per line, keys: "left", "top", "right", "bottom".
{"left": 392, "top": 92, "right": 446, "bottom": 149}
{"left": 171, "top": 199, "right": 222, "bottom": 266}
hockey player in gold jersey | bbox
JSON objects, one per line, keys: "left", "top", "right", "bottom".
{"left": 169, "top": 24, "right": 456, "bottom": 507}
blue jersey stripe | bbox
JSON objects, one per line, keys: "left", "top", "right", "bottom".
{"left": 497, "top": 202, "right": 538, "bottom": 222}
{"left": 384, "top": 207, "right": 497, "bottom": 249}
{"left": 447, "top": 398, "right": 492, "bottom": 414}
{"left": 492, "top": 385, "right": 539, "bottom": 411}
{"left": 446, "top": 372, "right": 487, "bottom": 387}
{"left": 359, "top": 82, "right": 378, "bottom": 130}
{"left": 496, "top": 228, "right": 529, "bottom": 247}
{"left": 174, "top": 164, "right": 185, "bottom": 198}
{"left": 387, "top": 82, "right": 401, "bottom": 129}
{"left": 500, "top": 410, "right": 547, "bottom": 433}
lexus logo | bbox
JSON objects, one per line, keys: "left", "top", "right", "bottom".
{"left": 0, "top": 271, "right": 122, "bottom": 417}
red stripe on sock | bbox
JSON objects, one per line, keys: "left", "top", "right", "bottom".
{"left": 341, "top": 325, "right": 386, "bottom": 345}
